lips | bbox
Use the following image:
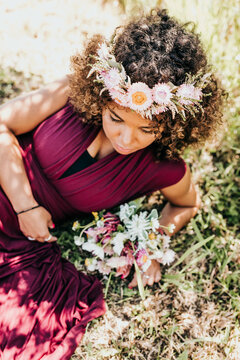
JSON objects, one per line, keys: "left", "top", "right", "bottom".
{"left": 115, "top": 143, "right": 133, "bottom": 153}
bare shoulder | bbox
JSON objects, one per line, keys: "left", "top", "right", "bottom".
{"left": 0, "top": 76, "right": 69, "bottom": 135}
{"left": 160, "top": 164, "right": 201, "bottom": 208}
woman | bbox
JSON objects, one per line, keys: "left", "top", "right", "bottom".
{"left": 0, "top": 9, "right": 224, "bottom": 360}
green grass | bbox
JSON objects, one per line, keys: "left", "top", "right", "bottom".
{"left": 1, "top": 0, "right": 239, "bottom": 358}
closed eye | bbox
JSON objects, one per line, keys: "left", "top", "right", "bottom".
{"left": 141, "top": 128, "right": 154, "bottom": 134}
{"left": 110, "top": 115, "right": 153, "bottom": 134}
{"left": 110, "top": 115, "right": 123, "bottom": 123}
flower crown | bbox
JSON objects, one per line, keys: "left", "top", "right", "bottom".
{"left": 88, "top": 42, "right": 211, "bottom": 120}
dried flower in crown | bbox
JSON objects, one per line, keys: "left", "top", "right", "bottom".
{"left": 87, "top": 42, "right": 212, "bottom": 121}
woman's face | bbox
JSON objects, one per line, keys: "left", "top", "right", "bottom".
{"left": 102, "top": 102, "right": 156, "bottom": 155}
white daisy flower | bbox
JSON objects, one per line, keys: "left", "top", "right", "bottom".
{"left": 161, "top": 249, "right": 176, "bottom": 265}
{"left": 162, "top": 235, "right": 171, "bottom": 249}
{"left": 147, "top": 239, "right": 158, "bottom": 250}
{"left": 149, "top": 250, "right": 164, "bottom": 260}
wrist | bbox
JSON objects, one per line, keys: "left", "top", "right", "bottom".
{"left": 16, "top": 204, "right": 41, "bottom": 215}
{"left": 12, "top": 197, "right": 39, "bottom": 214}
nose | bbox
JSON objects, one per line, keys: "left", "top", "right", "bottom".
{"left": 120, "top": 127, "right": 134, "bottom": 147}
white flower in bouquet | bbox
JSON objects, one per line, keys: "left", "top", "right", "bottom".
{"left": 125, "top": 212, "right": 151, "bottom": 241}
{"left": 147, "top": 238, "right": 158, "bottom": 250}
{"left": 150, "top": 217, "right": 160, "bottom": 232}
{"left": 96, "top": 220, "right": 105, "bottom": 228}
{"left": 107, "top": 256, "right": 129, "bottom": 268}
{"left": 119, "top": 203, "right": 136, "bottom": 223}
{"left": 149, "top": 250, "right": 164, "bottom": 260}
{"left": 85, "top": 258, "right": 98, "bottom": 271}
{"left": 74, "top": 235, "right": 85, "bottom": 247}
{"left": 82, "top": 242, "right": 105, "bottom": 260}
{"left": 162, "top": 235, "right": 171, "bottom": 249}
{"left": 111, "top": 233, "right": 128, "bottom": 256}
{"left": 161, "top": 249, "right": 176, "bottom": 265}
{"left": 141, "top": 258, "right": 152, "bottom": 272}
{"left": 168, "top": 224, "right": 176, "bottom": 234}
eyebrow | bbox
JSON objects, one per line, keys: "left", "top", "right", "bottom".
{"left": 109, "top": 109, "right": 152, "bottom": 129}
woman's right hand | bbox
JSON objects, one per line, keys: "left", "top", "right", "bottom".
{"left": 17, "top": 206, "right": 57, "bottom": 243}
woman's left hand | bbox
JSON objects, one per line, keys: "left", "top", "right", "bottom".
{"left": 128, "top": 260, "right": 162, "bottom": 288}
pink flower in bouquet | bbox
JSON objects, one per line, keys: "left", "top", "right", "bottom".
{"left": 115, "top": 243, "right": 135, "bottom": 279}
{"left": 103, "top": 212, "right": 120, "bottom": 228}
{"left": 97, "top": 261, "right": 112, "bottom": 275}
{"left": 116, "top": 264, "right": 132, "bottom": 279}
{"left": 85, "top": 227, "right": 99, "bottom": 242}
{"left": 136, "top": 249, "right": 149, "bottom": 267}
{"left": 100, "top": 212, "right": 121, "bottom": 243}
{"left": 104, "top": 244, "right": 115, "bottom": 256}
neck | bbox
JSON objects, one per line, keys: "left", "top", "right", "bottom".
{"left": 96, "top": 129, "right": 115, "bottom": 159}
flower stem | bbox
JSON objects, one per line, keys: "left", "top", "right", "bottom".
{"left": 104, "top": 271, "right": 113, "bottom": 299}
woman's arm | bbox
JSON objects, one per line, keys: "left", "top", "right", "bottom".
{"left": 0, "top": 77, "right": 70, "bottom": 242}
{"left": 128, "top": 165, "right": 200, "bottom": 288}
{"left": 0, "top": 124, "right": 57, "bottom": 242}
{"left": 159, "top": 164, "right": 201, "bottom": 235}
{"left": 0, "top": 76, "right": 69, "bottom": 135}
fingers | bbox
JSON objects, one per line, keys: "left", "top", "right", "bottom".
{"left": 128, "top": 267, "right": 162, "bottom": 288}
{"left": 26, "top": 225, "right": 57, "bottom": 243}
{"left": 27, "top": 233, "right": 57, "bottom": 243}
{"left": 48, "top": 220, "right": 55, "bottom": 230}
{"left": 128, "top": 273, "right": 137, "bottom": 288}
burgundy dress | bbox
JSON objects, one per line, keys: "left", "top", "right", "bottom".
{"left": 0, "top": 103, "right": 186, "bottom": 359}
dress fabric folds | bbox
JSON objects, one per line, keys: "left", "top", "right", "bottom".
{"left": 0, "top": 103, "right": 186, "bottom": 359}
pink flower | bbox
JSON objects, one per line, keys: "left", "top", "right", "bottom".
{"left": 85, "top": 227, "right": 98, "bottom": 241}
{"left": 109, "top": 88, "right": 129, "bottom": 107}
{"left": 104, "top": 245, "right": 115, "bottom": 256}
{"left": 97, "top": 261, "right": 112, "bottom": 275}
{"left": 127, "top": 82, "right": 153, "bottom": 111}
{"left": 176, "top": 84, "right": 199, "bottom": 105}
{"left": 101, "top": 68, "right": 121, "bottom": 89}
{"left": 136, "top": 249, "right": 150, "bottom": 267}
{"left": 116, "top": 264, "right": 132, "bottom": 279}
{"left": 152, "top": 83, "right": 172, "bottom": 105}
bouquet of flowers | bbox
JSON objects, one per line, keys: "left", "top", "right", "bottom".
{"left": 72, "top": 198, "right": 176, "bottom": 299}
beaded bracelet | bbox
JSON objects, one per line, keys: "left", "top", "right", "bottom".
{"left": 16, "top": 205, "right": 41, "bottom": 215}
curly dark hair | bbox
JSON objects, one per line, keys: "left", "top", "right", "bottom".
{"left": 69, "top": 8, "right": 225, "bottom": 159}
